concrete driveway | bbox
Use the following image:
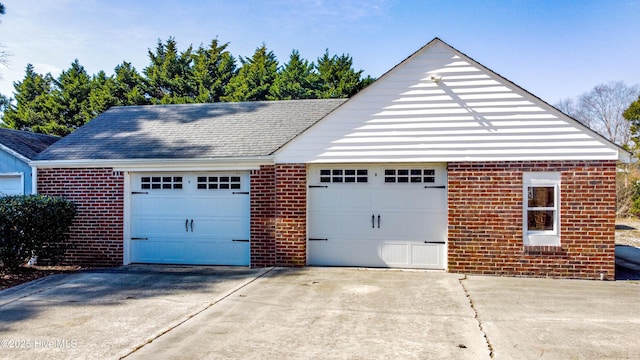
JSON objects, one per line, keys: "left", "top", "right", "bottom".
{"left": 1, "top": 266, "right": 639, "bottom": 359}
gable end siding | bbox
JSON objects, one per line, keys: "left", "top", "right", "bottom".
{"left": 37, "top": 168, "right": 124, "bottom": 266}
{"left": 448, "top": 160, "right": 616, "bottom": 279}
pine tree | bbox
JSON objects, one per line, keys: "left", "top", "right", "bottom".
{"left": 269, "top": 50, "right": 317, "bottom": 100}
{"left": 315, "top": 50, "right": 365, "bottom": 98}
{"left": 2, "top": 64, "right": 55, "bottom": 132}
{"left": 191, "top": 39, "right": 236, "bottom": 103}
{"left": 143, "top": 37, "right": 195, "bottom": 104}
{"left": 113, "top": 61, "right": 149, "bottom": 105}
{"left": 46, "top": 59, "right": 93, "bottom": 135}
{"left": 222, "top": 44, "right": 278, "bottom": 102}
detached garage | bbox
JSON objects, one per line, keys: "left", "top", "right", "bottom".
{"left": 33, "top": 38, "right": 630, "bottom": 279}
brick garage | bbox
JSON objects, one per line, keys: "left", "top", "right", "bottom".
{"left": 30, "top": 38, "right": 630, "bottom": 279}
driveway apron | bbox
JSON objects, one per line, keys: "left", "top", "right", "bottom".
{"left": 127, "top": 268, "right": 489, "bottom": 360}
{"left": 0, "top": 266, "right": 269, "bottom": 360}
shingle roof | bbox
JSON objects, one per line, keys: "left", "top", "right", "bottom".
{"left": 35, "top": 99, "right": 346, "bottom": 161}
{"left": 0, "top": 128, "right": 60, "bottom": 160}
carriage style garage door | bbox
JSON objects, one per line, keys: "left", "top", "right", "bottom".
{"left": 129, "top": 172, "right": 250, "bottom": 265}
{"left": 308, "top": 164, "right": 447, "bottom": 269}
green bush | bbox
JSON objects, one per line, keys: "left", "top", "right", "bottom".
{"left": 0, "top": 195, "right": 77, "bottom": 270}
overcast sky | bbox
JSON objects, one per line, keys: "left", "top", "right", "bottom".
{"left": 0, "top": 0, "right": 638, "bottom": 104}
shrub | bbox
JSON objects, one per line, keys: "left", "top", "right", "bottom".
{"left": 0, "top": 195, "right": 77, "bottom": 270}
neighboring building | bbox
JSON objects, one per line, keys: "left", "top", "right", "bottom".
{"left": 32, "top": 38, "right": 631, "bottom": 279}
{"left": 0, "top": 128, "right": 59, "bottom": 196}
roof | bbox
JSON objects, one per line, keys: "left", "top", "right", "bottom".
{"left": 276, "top": 38, "right": 631, "bottom": 164}
{"left": 0, "top": 127, "right": 60, "bottom": 160}
{"left": 35, "top": 99, "right": 347, "bottom": 161}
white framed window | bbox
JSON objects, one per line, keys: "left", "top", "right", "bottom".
{"left": 319, "top": 169, "right": 368, "bottom": 183}
{"left": 523, "top": 172, "right": 560, "bottom": 246}
{"left": 197, "top": 175, "right": 241, "bottom": 190}
{"left": 384, "top": 168, "right": 436, "bottom": 184}
{"left": 140, "top": 176, "right": 183, "bottom": 190}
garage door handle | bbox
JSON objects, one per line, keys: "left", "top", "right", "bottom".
{"left": 372, "top": 214, "right": 375, "bottom": 228}
{"left": 377, "top": 214, "right": 381, "bottom": 228}
{"left": 190, "top": 219, "right": 194, "bottom": 232}
{"left": 185, "top": 219, "right": 189, "bottom": 232}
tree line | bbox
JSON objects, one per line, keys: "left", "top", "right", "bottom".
{"left": 0, "top": 37, "right": 375, "bottom": 136}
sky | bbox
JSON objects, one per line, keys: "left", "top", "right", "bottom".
{"left": 0, "top": 0, "right": 638, "bottom": 105}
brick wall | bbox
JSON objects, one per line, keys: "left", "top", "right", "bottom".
{"left": 250, "top": 164, "right": 307, "bottom": 267}
{"left": 448, "top": 160, "right": 617, "bottom": 280}
{"left": 274, "top": 164, "right": 307, "bottom": 266}
{"left": 250, "top": 165, "right": 276, "bottom": 267}
{"left": 37, "top": 167, "right": 124, "bottom": 267}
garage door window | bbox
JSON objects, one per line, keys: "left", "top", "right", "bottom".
{"left": 141, "top": 176, "right": 183, "bottom": 189}
{"left": 320, "top": 169, "right": 368, "bottom": 183}
{"left": 197, "top": 176, "right": 241, "bottom": 190}
{"left": 384, "top": 169, "right": 435, "bottom": 183}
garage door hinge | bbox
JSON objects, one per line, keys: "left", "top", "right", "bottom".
{"left": 424, "top": 185, "right": 446, "bottom": 189}
{"left": 131, "top": 191, "right": 149, "bottom": 194}
{"left": 232, "top": 239, "right": 250, "bottom": 242}
{"left": 424, "top": 241, "right": 446, "bottom": 244}
{"left": 232, "top": 191, "right": 250, "bottom": 195}
{"left": 309, "top": 185, "right": 328, "bottom": 188}
{"left": 131, "top": 237, "right": 148, "bottom": 241}
{"left": 309, "top": 238, "right": 328, "bottom": 241}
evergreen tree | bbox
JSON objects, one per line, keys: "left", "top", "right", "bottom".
{"left": 144, "top": 37, "right": 195, "bottom": 104}
{"left": 222, "top": 44, "right": 278, "bottom": 102}
{"left": 191, "top": 39, "right": 236, "bottom": 103}
{"left": 113, "top": 61, "right": 148, "bottom": 105}
{"left": 46, "top": 59, "right": 93, "bottom": 135}
{"left": 88, "top": 70, "right": 119, "bottom": 116}
{"left": 624, "top": 96, "right": 640, "bottom": 152}
{"left": 269, "top": 50, "right": 317, "bottom": 100}
{"left": 2, "top": 64, "right": 55, "bottom": 132}
{"left": 315, "top": 50, "right": 365, "bottom": 98}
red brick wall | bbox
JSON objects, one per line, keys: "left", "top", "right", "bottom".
{"left": 250, "top": 165, "right": 276, "bottom": 267}
{"left": 37, "top": 168, "right": 124, "bottom": 267}
{"left": 274, "top": 164, "right": 307, "bottom": 266}
{"left": 448, "top": 160, "right": 617, "bottom": 280}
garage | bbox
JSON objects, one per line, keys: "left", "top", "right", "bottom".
{"left": 129, "top": 172, "right": 250, "bottom": 265}
{"left": 307, "top": 164, "right": 447, "bottom": 269}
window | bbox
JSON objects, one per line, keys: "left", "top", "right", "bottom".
{"left": 523, "top": 172, "right": 560, "bottom": 246}
{"left": 384, "top": 169, "right": 435, "bottom": 183}
{"left": 141, "top": 176, "right": 183, "bottom": 190}
{"left": 319, "top": 169, "right": 368, "bottom": 183}
{"left": 197, "top": 176, "right": 241, "bottom": 190}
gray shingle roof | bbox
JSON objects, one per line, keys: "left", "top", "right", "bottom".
{"left": 0, "top": 128, "right": 60, "bottom": 160}
{"left": 35, "top": 99, "right": 346, "bottom": 161}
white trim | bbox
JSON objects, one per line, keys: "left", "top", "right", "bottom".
{"left": 0, "top": 172, "right": 25, "bottom": 196}
{"left": 31, "top": 165, "right": 37, "bottom": 194}
{"left": 523, "top": 172, "right": 561, "bottom": 246}
{"left": 123, "top": 171, "right": 132, "bottom": 265}
{"left": 0, "top": 143, "right": 31, "bottom": 163}
{"left": 31, "top": 156, "right": 273, "bottom": 170}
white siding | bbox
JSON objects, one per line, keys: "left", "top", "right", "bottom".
{"left": 276, "top": 39, "right": 623, "bottom": 164}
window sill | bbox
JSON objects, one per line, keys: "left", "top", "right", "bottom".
{"left": 523, "top": 245, "right": 565, "bottom": 255}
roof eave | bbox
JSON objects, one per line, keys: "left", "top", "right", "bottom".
{"left": 0, "top": 143, "right": 32, "bottom": 163}
{"left": 31, "top": 156, "right": 274, "bottom": 171}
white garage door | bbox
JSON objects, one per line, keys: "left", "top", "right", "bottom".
{"left": 308, "top": 164, "right": 447, "bottom": 269}
{"left": 0, "top": 174, "right": 23, "bottom": 196}
{"left": 130, "top": 172, "right": 250, "bottom": 265}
